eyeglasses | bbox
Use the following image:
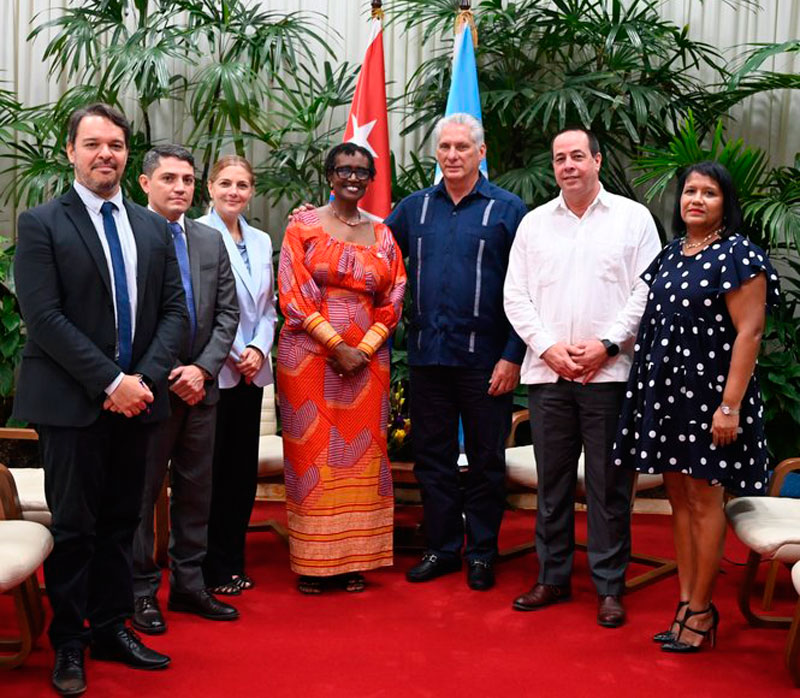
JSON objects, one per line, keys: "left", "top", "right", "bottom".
{"left": 333, "top": 166, "right": 372, "bottom": 181}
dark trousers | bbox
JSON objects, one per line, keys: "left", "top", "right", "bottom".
{"left": 203, "top": 380, "right": 263, "bottom": 587}
{"left": 410, "top": 366, "right": 511, "bottom": 562}
{"left": 38, "top": 413, "right": 154, "bottom": 649}
{"left": 132, "top": 393, "right": 217, "bottom": 597}
{"left": 528, "top": 380, "right": 633, "bottom": 596}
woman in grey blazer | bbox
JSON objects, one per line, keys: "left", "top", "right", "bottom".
{"left": 199, "top": 156, "right": 277, "bottom": 595}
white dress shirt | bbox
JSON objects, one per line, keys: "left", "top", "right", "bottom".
{"left": 504, "top": 185, "right": 661, "bottom": 384}
{"left": 73, "top": 180, "right": 138, "bottom": 393}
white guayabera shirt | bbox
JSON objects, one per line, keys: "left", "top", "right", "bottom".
{"left": 504, "top": 185, "right": 662, "bottom": 385}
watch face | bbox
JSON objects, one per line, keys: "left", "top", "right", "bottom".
{"left": 721, "top": 405, "right": 730, "bottom": 415}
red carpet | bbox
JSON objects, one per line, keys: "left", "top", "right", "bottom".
{"left": 2, "top": 504, "right": 797, "bottom": 697}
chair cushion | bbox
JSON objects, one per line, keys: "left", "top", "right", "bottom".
{"left": 9, "top": 468, "right": 51, "bottom": 527}
{"left": 505, "top": 446, "right": 662, "bottom": 493}
{"left": 23, "top": 510, "right": 53, "bottom": 526}
{"left": 0, "top": 520, "right": 53, "bottom": 592}
{"left": 259, "top": 383, "right": 278, "bottom": 437}
{"left": 726, "top": 496, "right": 800, "bottom": 562}
{"left": 9, "top": 468, "right": 48, "bottom": 512}
{"left": 258, "top": 434, "right": 284, "bottom": 478}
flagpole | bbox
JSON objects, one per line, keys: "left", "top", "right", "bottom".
{"left": 457, "top": 0, "right": 478, "bottom": 48}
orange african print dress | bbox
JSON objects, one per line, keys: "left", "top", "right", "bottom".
{"left": 276, "top": 211, "right": 407, "bottom": 576}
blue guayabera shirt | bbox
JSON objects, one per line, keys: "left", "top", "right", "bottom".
{"left": 385, "top": 174, "right": 527, "bottom": 369}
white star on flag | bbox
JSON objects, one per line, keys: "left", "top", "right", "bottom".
{"left": 348, "top": 115, "right": 378, "bottom": 158}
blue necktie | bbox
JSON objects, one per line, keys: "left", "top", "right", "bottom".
{"left": 169, "top": 221, "right": 197, "bottom": 347}
{"left": 100, "top": 201, "right": 133, "bottom": 372}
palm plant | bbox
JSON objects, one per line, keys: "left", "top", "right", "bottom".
{"left": 389, "top": 0, "right": 797, "bottom": 209}
{"left": 7, "top": 0, "right": 334, "bottom": 208}
{"left": 254, "top": 61, "right": 357, "bottom": 208}
{"left": 390, "top": 0, "right": 735, "bottom": 203}
{"left": 633, "top": 112, "right": 800, "bottom": 252}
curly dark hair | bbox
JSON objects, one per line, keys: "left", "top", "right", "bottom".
{"left": 672, "top": 161, "right": 743, "bottom": 240}
{"left": 323, "top": 142, "right": 376, "bottom": 181}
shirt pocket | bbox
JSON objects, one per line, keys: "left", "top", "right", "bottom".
{"left": 527, "top": 241, "right": 562, "bottom": 287}
{"left": 595, "top": 242, "right": 628, "bottom": 284}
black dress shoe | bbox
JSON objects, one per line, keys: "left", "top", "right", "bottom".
{"left": 52, "top": 645, "right": 86, "bottom": 696}
{"left": 406, "top": 552, "right": 462, "bottom": 583}
{"left": 132, "top": 595, "right": 166, "bottom": 635}
{"left": 168, "top": 588, "right": 239, "bottom": 621}
{"left": 90, "top": 626, "right": 170, "bottom": 669}
{"left": 467, "top": 560, "right": 495, "bottom": 591}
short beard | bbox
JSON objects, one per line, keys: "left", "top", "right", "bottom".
{"left": 77, "top": 170, "right": 122, "bottom": 198}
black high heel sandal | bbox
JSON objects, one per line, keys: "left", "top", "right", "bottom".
{"left": 661, "top": 603, "right": 719, "bottom": 653}
{"left": 652, "top": 600, "right": 689, "bottom": 643}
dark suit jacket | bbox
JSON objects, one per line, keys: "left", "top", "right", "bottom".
{"left": 178, "top": 218, "right": 239, "bottom": 405}
{"left": 13, "top": 186, "right": 187, "bottom": 427}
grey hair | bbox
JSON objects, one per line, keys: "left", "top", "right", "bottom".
{"left": 142, "top": 144, "right": 195, "bottom": 177}
{"left": 433, "top": 113, "right": 485, "bottom": 149}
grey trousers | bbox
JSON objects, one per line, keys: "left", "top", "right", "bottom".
{"left": 132, "top": 392, "right": 217, "bottom": 597}
{"left": 528, "top": 380, "right": 632, "bottom": 596}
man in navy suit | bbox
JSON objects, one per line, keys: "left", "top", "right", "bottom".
{"left": 131, "top": 145, "right": 239, "bottom": 633}
{"left": 13, "top": 104, "right": 186, "bottom": 695}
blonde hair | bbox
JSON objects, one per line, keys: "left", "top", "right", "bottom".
{"left": 208, "top": 155, "right": 254, "bottom": 184}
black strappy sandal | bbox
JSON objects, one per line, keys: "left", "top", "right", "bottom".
{"left": 340, "top": 573, "right": 366, "bottom": 593}
{"left": 208, "top": 579, "right": 242, "bottom": 596}
{"left": 297, "top": 575, "right": 324, "bottom": 595}
{"left": 233, "top": 574, "right": 255, "bottom": 591}
{"left": 661, "top": 603, "right": 719, "bottom": 653}
{"left": 652, "top": 600, "right": 689, "bottom": 643}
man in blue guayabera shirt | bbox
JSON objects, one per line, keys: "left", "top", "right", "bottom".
{"left": 385, "top": 113, "right": 527, "bottom": 591}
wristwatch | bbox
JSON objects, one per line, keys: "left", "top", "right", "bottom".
{"left": 720, "top": 404, "right": 740, "bottom": 416}
{"left": 601, "top": 339, "right": 620, "bottom": 357}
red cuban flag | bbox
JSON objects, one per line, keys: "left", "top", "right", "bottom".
{"left": 342, "top": 15, "right": 391, "bottom": 221}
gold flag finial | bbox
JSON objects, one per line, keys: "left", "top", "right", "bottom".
{"left": 456, "top": 1, "right": 478, "bottom": 48}
{"left": 371, "top": 0, "right": 384, "bottom": 21}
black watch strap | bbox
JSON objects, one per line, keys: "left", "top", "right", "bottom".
{"left": 601, "top": 339, "right": 619, "bottom": 357}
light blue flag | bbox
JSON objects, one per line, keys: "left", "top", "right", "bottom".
{"left": 435, "top": 23, "right": 487, "bottom": 182}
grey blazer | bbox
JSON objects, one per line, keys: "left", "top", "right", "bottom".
{"left": 180, "top": 217, "right": 239, "bottom": 405}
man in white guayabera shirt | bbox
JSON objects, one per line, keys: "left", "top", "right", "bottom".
{"left": 503, "top": 127, "right": 661, "bottom": 629}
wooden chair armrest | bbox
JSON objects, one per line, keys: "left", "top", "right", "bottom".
{"left": 0, "top": 428, "right": 38, "bottom": 441}
{"left": 0, "top": 463, "right": 23, "bottom": 520}
{"left": 767, "top": 458, "right": 800, "bottom": 497}
{"left": 507, "top": 409, "right": 530, "bottom": 448}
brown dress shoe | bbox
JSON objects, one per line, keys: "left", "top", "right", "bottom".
{"left": 512, "top": 583, "right": 571, "bottom": 611}
{"left": 598, "top": 595, "right": 626, "bottom": 628}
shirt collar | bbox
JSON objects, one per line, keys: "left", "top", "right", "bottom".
{"left": 147, "top": 205, "right": 185, "bottom": 233}
{"left": 73, "top": 180, "right": 125, "bottom": 216}
{"left": 434, "top": 172, "right": 490, "bottom": 203}
{"left": 556, "top": 183, "right": 610, "bottom": 216}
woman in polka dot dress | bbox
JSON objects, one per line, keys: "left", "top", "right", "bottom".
{"left": 613, "top": 161, "right": 780, "bottom": 653}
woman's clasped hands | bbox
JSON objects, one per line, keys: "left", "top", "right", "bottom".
{"left": 327, "top": 343, "right": 369, "bottom": 377}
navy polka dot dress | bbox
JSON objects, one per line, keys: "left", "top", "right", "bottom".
{"left": 612, "top": 234, "right": 781, "bottom": 495}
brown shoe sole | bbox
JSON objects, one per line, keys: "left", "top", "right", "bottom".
{"left": 512, "top": 591, "right": 571, "bottom": 612}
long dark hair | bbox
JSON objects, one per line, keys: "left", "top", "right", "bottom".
{"left": 671, "top": 161, "right": 743, "bottom": 240}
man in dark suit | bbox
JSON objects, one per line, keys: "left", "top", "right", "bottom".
{"left": 131, "top": 145, "right": 239, "bottom": 633}
{"left": 13, "top": 104, "right": 186, "bottom": 695}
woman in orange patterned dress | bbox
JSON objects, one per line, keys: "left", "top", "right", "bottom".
{"left": 277, "top": 143, "right": 406, "bottom": 594}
